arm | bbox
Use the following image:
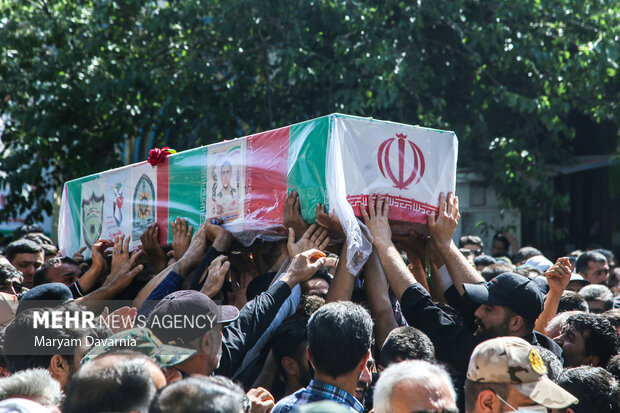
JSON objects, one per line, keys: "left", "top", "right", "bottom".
{"left": 325, "top": 241, "right": 357, "bottom": 303}
{"left": 76, "top": 250, "right": 144, "bottom": 305}
{"left": 363, "top": 248, "right": 398, "bottom": 348}
{"left": 535, "top": 257, "right": 571, "bottom": 334}
{"left": 216, "top": 249, "right": 326, "bottom": 377}
{"left": 140, "top": 223, "right": 168, "bottom": 273}
{"left": 428, "top": 192, "right": 484, "bottom": 295}
{"left": 360, "top": 195, "right": 416, "bottom": 301}
{"left": 76, "top": 239, "right": 112, "bottom": 294}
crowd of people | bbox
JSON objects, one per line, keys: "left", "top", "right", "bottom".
{"left": 0, "top": 191, "right": 618, "bottom": 413}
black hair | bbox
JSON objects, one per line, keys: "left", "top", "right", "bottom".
{"left": 557, "top": 366, "right": 620, "bottom": 413}
{"left": 33, "top": 256, "right": 81, "bottom": 287}
{"left": 271, "top": 316, "right": 309, "bottom": 374}
{"left": 64, "top": 353, "right": 158, "bottom": 413}
{"left": 566, "top": 313, "right": 620, "bottom": 368}
{"left": 379, "top": 326, "right": 435, "bottom": 368}
{"left": 0, "top": 263, "right": 21, "bottom": 285}
{"left": 474, "top": 255, "right": 496, "bottom": 268}
{"left": 149, "top": 376, "right": 245, "bottom": 413}
{"left": 3, "top": 239, "right": 42, "bottom": 262}
{"left": 558, "top": 291, "right": 589, "bottom": 313}
{"left": 480, "top": 263, "right": 514, "bottom": 282}
{"left": 513, "top": 246, "right": 542, "bottom": 265}
{"left": 532, "top": 345, "right": 563, "bottom": 381}
{"left": 3, "top": 308, "right": 85, "bottom": 373}
{"left": 459, "top": 235, "right": 483, "bottom": 249}
{"left": 307, "top": 302, "right": 372, "bottom": 378}
{"left": 576, "top": 251, "right": 607, "bottom": 274}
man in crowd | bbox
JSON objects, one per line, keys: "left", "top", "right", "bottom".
{"left": 464, "top": 337, "right": 577, "bottom": 412}
{"left": 149, "top": 376, "right": 248, "bottom": 413}
{"left": 554, "top": 367, "right": 620, "bottom": 413}
{"left": 271, "top": 316, "right": 312, "bottom": 398}
{"left": 377, "top": 326, "right": 435, "bottom": 370}
{"left": 575, "top": 251, "right": 609, "bottom": 285}
{"left": 553, "top": 312, "right": 620, "bottom": 368}
{"left": 578, "top": 284, "right": 614, "bottom": 313}
{"left": 360, "top": 193, "right": 562, "bottom": 383}
{"left": 3, "top": 239, "right": 44, "bottom": 288}
{"left": 272, "top": 302, "right": 373, "bottom": 413}
{"left": 63, "top": 352, "right": 166, "bottom": 413}
{"left": 3, "top": 308, "right": 90, "bottom": 393}
{"left": 373, "top": 360, "right": 456, "bottom": 413}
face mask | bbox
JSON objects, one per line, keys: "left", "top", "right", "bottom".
{"left": 496, "top": 393, "right": 548, "bottom": 413}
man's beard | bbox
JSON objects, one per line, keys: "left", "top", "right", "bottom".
{"left": 474, "top": 317, "right": 511, "bottom": 338}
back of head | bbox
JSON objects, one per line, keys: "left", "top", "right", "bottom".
{"left": 271, "top": 316, "right": 308, "bottom": 373}
{"left": 557, "top": 367, "right": 620, "bottom": 413}
{"left": 307, "top": 302, "right": 373, "bottom": 378}
{"left": 603, "top": 309, "right": 620, "bottom": 331}
{"left": 0, "top": 263, "right": 21, "bottom": 286}
{"left": 0, "top": 368, "right": 63, "bottom": 409}
{"left": 379, "top": 326, "right": 435, "bottom": 368}
{"left": 3, "top": 240, "right": 42, "bottom": 262}
{"left": 607, "top": 354, "right": 620, "bottom": 382}
{"left": 3, "top": 308, "right": 84, "bottom": 373}
{"left": 565, "top": 313, "right": 620, "bottom": 367}
{"left": 532, "top": 345, "right": 563, "bottom": 381}
{"left": 513, "top": 246, "right": 542, "bottom": 266}
{"left": 373, "top": 360, "right": 455, "bottom": 413}
{"left": 64, "top": 353, "right": 159, "bottom": 413}
{"left": 558, "top": 291, "right": 589, "bottom": 313}
{"left": 149, "top": 376, "right": 246, "bottom": 413}
{"left": 459, "top": 235, "right": 483, "bottom": 250}
{"left": 578, "top": 284, "right": 613, "bottom": 313}
{"left": 575, "top": 251, "right": 607, "bottom": 274}
{"left": 480, "top": 262, "right": 514, "bottom": 282}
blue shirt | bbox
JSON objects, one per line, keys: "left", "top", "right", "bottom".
{"left": 272, "top": 379, "right": 363, "bottom": 413}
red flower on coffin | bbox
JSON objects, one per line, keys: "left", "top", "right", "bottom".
{"left": 147, "top": 146, "right": 176, "bottom": 166}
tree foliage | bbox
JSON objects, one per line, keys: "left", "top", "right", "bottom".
{"left": 0, "top": 0, "right": 617, "bottom": 224}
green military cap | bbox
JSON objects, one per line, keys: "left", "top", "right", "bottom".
{"left": 81, "top": 327, "right": 196, "bottom": 368}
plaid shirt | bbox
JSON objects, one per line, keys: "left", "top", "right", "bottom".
{"left": 272, "top": 379, "right": 364, "bottom": 413}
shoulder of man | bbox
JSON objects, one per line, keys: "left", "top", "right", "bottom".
{"left": 533, "top": 331, "right": 564, "bottom": 362}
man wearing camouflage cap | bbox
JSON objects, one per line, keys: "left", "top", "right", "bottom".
{"left": 80, "top": 327, "right": 196, "bottom": 383}
{"left": 464, "top": 336, "right": 578, "bottom": 412}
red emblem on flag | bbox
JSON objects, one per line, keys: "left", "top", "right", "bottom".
{"left": 377, "top": 133, "right": 425, "bottom": 190}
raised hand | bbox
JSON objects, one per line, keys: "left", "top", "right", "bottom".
{"left": 204, "top": 218, "right": 234, "bottom": 252}
{"left": 287, "top": 224, "right": 330, "bottom": 258}
{"left": 545, "top": 257, "right": 572, "bottom": 295}
{"left": 105, "top": 249, "right": 144, "bottom": 292}
{"left": 73, "top": 246, "right": 87, "bottom": 265}
{"left": 428, "top": 192, "right": 460, "bottom": 248}
{"left": 315, "top": 203, "right": 344, "bottom": 236}
{"left": 360, "top": 194, "right": 392, "bottom": 249}
{"left": 91, "top": 239, "right": 113, "bottom": 273}
{"left": 140, "top": 223, "right": 167, "bottom": 272}
{"left": 100, "top": 306, "right": 137, "bottom": 334}
{"left": 175, "top": 222, "right": 209, "bottom": 275}
{"left": 110, "top": 234, "right": 131, "bottom": 276}
{"left": 283, "top": 190, "right": 308, "bottom": 242}
{"left": 200, "top": 254, "right": 231, "bottom": 298}
{"left": 171, "top": 217, "right": 194, "bottom": 260}
{"left": 281, "top": 248, "right": 327, "bottom": 288}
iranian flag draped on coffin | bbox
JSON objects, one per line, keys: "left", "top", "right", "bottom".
{"left": 59, "top": 114, "right": 457, "bottom": 272}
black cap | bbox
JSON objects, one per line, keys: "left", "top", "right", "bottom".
{"left": 462, "top": 272, "right": 545, "bottom": 322}
{"left": 146, "top": 290, "right": 239, "bottom": 346}
{"left": 17, "top": 283, "right": 74, "bottom": 314}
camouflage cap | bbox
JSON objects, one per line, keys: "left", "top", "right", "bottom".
{"left": 467, "top": 337, "right": 578, "bottom": 409}
{"left": 81, "top": 327, "right": 196, "bottom": 368}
